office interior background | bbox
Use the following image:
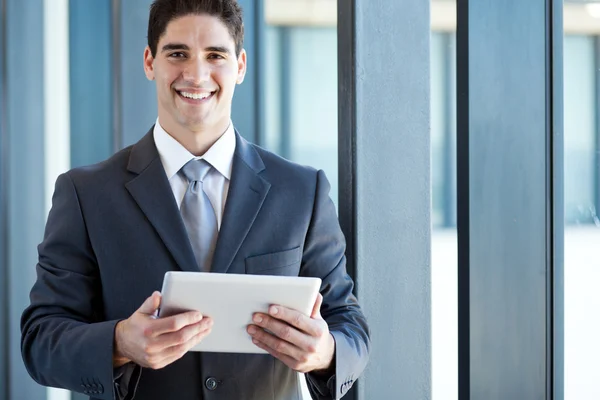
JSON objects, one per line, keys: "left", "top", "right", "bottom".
{"left": 0, "top": 0, "right": 596, "bottom": 399}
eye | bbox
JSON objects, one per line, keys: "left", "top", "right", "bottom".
{"left": 208, "top": 53, "right": 225, "bottom": 60}
{"left": 168, "top": 52, "right": 186, "bottom": 59}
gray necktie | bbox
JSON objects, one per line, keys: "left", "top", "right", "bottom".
{"left": 179, "top": 159, "right": 218, "bottom": 272}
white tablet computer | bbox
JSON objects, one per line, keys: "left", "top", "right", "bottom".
{"left": 158, "top": 271, "right": 322, "bottom": 354}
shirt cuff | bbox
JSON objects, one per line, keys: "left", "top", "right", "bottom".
{"left": 113, "top": 363, "right": 141, "bottom": 400}
{"left": 306, "top": 369, "right": 336, "bottom": 399}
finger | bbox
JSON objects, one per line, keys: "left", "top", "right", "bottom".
{"left": 151, "top": 311, "right": 204, "bottom": 336}
{"left": 156, "top": 318, "right": 213, "bottom": 348}
{"left": 164, "top": 325, "right": 212, "bottom": 358}
{"left": 148, "top": 328, "right": 212, "bottom": 370}
{"left": 251, "top": 314, "right": 313, "bottom": 351}
{"left": 138, "top": 291, "right": 162, "bottom": 315}
{"left": 310, "top": 293, "right": 323, "bottom": 319}
{"left": 267, "top": 306, "right": 321, "bottom": 337}
{"left": 247, "top": 325, "right": 306, "bottom": 361}
{"left": 251, "top": 338, "right": 306, "bottom": 372}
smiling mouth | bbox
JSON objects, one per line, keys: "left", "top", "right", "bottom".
{"left": 176, "top": 90, "right": 216, "bottom": 102}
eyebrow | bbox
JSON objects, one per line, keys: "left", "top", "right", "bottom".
{"left": 205, "top": 46, "right": 231, "bottom": 55}
{"left": 161, "top": 43, "right": 190, "bottom": 53}
{"left": 160, "top": 43, "right": 231, "bottom": 55}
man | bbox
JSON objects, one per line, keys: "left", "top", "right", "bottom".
{"left": 21, "top": 0, "right": 370, "bottom": 399}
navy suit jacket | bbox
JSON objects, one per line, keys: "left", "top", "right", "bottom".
{"left": 21, "top": 128, "right": 370, "bottom": 400}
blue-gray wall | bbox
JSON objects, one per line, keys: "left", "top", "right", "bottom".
{"left": 70, "top": 0, "right": 113, "bottom": 167}
{"left": 5, "top": 1, "right": 47, "bottom": 399}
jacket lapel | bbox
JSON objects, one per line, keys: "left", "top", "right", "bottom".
{"left": 124, "top": 128, "right": 199, "bottom": 272}
{"left": 210, "top": 132, "right": 271, "bottom": 274}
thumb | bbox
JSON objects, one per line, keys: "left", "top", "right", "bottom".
{"left": 138, "top": 291, "right": 161, "bottom": 315}
{"left": 311, "top": 293, "right": 323, "bottom": 320}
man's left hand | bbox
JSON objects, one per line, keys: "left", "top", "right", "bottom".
{"left": 247, "top": 293, "right": 335, "bottom": 374}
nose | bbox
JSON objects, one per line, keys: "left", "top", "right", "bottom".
{"left": 182, "top": 57, "right": 210, "bottom": 85}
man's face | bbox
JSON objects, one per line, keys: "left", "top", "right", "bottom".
{"left": 144, "top": 14, "right": 246, "bottom": 134}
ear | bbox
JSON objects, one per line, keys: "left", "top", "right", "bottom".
{"left": 236, "top": 49, "right": 247, "bottom": 85}
{"left": 143, "top": 46, "right": 155, "bottom": 81}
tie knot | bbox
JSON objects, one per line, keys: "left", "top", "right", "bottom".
{"left": 181, "top": 159, "right": 212, "bottom": 183}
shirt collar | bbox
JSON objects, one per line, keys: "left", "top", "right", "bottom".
{"left": 153, "top": 118, "right": 236, "bottom": 181}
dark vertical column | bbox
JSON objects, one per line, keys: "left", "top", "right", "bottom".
{"left": 338, "top": 0, "right": 431, "bottom": 399}
{"left": 456, "top": 0, "right": 563, "bottom": 398}
{"left": 456, "top": 2, "right": 470, "bottom": 397}
{"left": 233, "top": 0, "right": 265, "bottom": 144}
{"left": 69, "top": 0, "right": 113, "bottom": 167}
{"left": 337, "top": 0, "right": 356, "bottom": 287}
{"left": 5, "top": 0, "right": 47, "bottom": 399}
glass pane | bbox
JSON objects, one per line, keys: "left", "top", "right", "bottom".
{"left": 431, "top": 0, "right": 457, "bottom": 399}
{"left": 287, "top": 27, "right": 338, "bottom": 205}
{"left": 564, "top": 36, "right": 596, "bottom": 224}
{"left": 563, "top": 6, "right": 600, "bottom": 397}
{"left": 263, "top": 2, "right": 338, "bottom": 206}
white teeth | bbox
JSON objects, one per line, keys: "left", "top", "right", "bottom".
{"left": 180, "top": 91, "right": 212, "bottom": 100}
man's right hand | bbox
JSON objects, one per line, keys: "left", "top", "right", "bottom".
{"left": 113, "top": 291, "right": 213, "bottom": 369}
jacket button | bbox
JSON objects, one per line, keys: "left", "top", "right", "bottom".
{"left": 205, "top": 377, "right": 218, "bottom": 390}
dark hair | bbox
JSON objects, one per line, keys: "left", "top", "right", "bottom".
{"left": 148, "top": 0, "right": 244, "bottom": 57}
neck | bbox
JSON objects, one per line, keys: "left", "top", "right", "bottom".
{"left": 159, "top": 117, "right": 230, "bottom": 156}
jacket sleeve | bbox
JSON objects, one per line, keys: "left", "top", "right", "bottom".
{"left": 20, "top": 172, "right": 139, "bottom": 399}
{"left": 301, "top": 170, "right": 371, "bottom": 399}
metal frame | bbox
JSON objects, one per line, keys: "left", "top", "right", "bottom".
{"left": 338, "top": 0, "right": 431, "bottom": 399}
{"left": 551, "top": 1, "right": 565, "bottom": 398}
{"left": 595, "top": 37, "right": 600, "bottom": 224}
{"left": 456, "top": 0, "right": 563, "bottom": 398}
{"left": 456, "top": 0, "right": 470, "bottom": 396}
{"left": 337, "top": 0, "right": 357, "bottom": 286}
{"left": 336, "top": 4, "right": 357, "bottom": 396}
{"left": 336, "top": 0, "right": 358, "bottom": 391}
{"left": 0, "top": 0, "right": 8, "bottom": 397}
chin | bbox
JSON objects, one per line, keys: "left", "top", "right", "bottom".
{"left": 178, "top": 117, "right": 210, "bottom": 130}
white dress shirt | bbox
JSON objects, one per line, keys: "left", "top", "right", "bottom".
{"left": 153, "top": 119, "right": 236, "bottom": 230}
